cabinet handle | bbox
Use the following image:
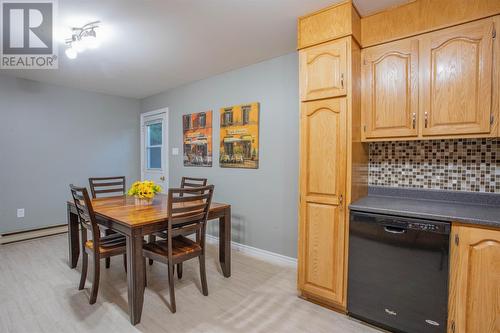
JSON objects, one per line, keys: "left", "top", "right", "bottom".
{"left": 412, "top": 112, "right": 416, "bottom": 129}
{"left": 340, "top": 74, "right": 344, "bottom": 89}
{"left": 424, "top": 112, "right": 429, "bottom": 128}
{"left": 339, "top": 194, "right": 343, "bottom": 208}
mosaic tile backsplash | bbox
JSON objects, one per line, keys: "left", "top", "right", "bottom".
{"left": 369, "top": 139, "right": 500, "bottom": 193}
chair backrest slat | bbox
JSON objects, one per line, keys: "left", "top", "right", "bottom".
{"left": 172, "top": 202, "right": 207, "bottom": 214}
{"left": 180, "top": 177, "right": 207, "bottom": 188}
{"left": 180, "top": 177, "right": 208, "bottom": 197}
{"left": 70, "top": 184, "right": 101, "bottom": 247}
{"left": 171, "top": 223, "right": 202, "bottom": 237}
{"left": 89, "top": 176, "right": 126, "bottom": 199}
{"left": 171, "top": 212, "right": 206, "bottom": 226}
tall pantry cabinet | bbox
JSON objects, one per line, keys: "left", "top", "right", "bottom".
{"left": 297, "top": 1, "right": 367, "bottom": 311}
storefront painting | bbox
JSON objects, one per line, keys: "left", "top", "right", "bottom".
{"left": 219, "top": 103, "right": 259, "bottom": 169}
{"left": 183, "top": 111, "right": 213, "bottom": 167}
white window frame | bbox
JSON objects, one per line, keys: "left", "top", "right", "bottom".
{"left": 140, "top": 108, "right": 168, "bottom": 180}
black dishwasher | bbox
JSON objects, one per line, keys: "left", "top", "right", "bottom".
{"left": 347, "top": 211, "right": 450, "bottom": 333}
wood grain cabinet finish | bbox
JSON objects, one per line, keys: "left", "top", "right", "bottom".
{"left": 360, "top": 17, "right": 498, "bottom": 142}
{"left": 421, "top": 20, "right": 494, "bottom": 137}
{"left": 300, "top": 39, "right": 348, "bottom": 101}
{"left": 298, "top": 98, "right": 347, "bottom": 306}
{"left": 448, "top": 225, "right": 500, "bottom": 333}
{"left": 361, "top": 39, "right": 419, "bottom": 139}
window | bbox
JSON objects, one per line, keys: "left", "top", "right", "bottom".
{"left": 242, "top": 105, "right": 251, "bottom": 125}
{"left": 146, "top": 121, "right": 162, "bottom": 169}
{"left": 199, "top": 113, "right": 206, "bottom": 128}
{"left": 183, "top": 115, "right": 191, "bottom": 131}
{"left": 223, "top": 108, "right": 233, "bottom": 126}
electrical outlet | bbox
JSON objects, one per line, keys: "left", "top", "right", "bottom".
{"left": 172, "top": 147, "right": 179, "bottom": 155}
{"left": 17, "top": 208, "right": 25, "bottom": 218}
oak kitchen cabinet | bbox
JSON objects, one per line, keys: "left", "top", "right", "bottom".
{"left": 300, "top": 39, "right": 348, "bottom": 101}
{"left": 421, "top": 20, "right": 494, "bottom": 137}
{"left": 361, "top": 17, "right": 499, "bottom": 141}
{"left": 448, "top": 224, "right": 500, "bottom": 333}
{"left": 361, "top": 38, "right": 419, "bottom": 139}
{"left": 297, "top": 1, "right": 367, "bottom": 311}
{"left": 298, "top": 98, "right": 347, "bottom": 305}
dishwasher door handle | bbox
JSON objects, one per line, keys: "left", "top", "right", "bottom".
{"left": 383, "top": 226, "right": 407, "bottom": 234}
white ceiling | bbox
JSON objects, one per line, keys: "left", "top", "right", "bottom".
{"left": 0, "top": 0, "right": 410, "bottom": 99}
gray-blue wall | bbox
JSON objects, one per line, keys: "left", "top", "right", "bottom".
{"left": 0, "top": 75, "right": 141, "bottom": 234}
{"left": 141, "top": 53, "right": 299, "bottom": 258}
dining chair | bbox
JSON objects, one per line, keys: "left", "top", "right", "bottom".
{"left": 69, "top": 184, "right": 131, "bottom": 304}
{"left": 143, "top": 185, "right": 214, "bottom": 313}
{"left": 88, "top": 176, "right": 126, "bottom": 198}
{"left": 89, "top": 176, "right": 126, "bottom": 269}
{"left": 148, "top": 176, "right": 208, "bottom": 274}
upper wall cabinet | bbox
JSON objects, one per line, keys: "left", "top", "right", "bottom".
{"left": 300, "top": 39, "right": 348, "bottom": 102}
{"left": 298, "top": 1, "right": 360, "bottom": 49}
{"left": 361, "top": 39, "right": 419, "bottom": 139}
{"left": 421, "top": 20, "right": 494, "bottom": 137}
{"left": 360, "top": 17, "right": 499, "bottom": 142}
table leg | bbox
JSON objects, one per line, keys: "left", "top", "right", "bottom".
{"left": 126, "top": 232, "right": 145, "bottom": 325}
{"left": 219, "top": 206, "right": 231, "bottom": 278}
{"left": 67, "top": 205, "right": 80, "bottom": 268}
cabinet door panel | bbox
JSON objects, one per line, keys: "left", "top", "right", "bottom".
{"left": 449, "top": 225, "right": 500, "bottom": 333}
{"left": 362, "top": 39, "right": 419, "bottom": 139}
{"left": 422, "top": 21, "right": 494, "bottom": 136}
{"left": 298, "top": 98, "right": 347, "bottom": 305}
{"left": 300, "top": 39, "right": 347, "bottom": 101}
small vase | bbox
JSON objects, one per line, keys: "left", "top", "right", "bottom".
{"left": 135, "top": 197, "right": 153, "bottom": 206}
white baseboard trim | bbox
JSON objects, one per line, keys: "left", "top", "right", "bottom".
{"left": 0, "top": 225, "right": 68, "bottom": 245}
{"left": 205, "top": 234, "right": 297, "bottom": 267}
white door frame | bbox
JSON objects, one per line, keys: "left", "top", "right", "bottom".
{"left": 140, "top": 108, "right": 169, "bottom": 182}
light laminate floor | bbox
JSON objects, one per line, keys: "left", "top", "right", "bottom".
{"left": 0, "top": 234, "right": 380, "bottom": 333}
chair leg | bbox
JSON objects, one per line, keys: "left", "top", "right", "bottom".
{"left": 167, "top": 262, "right": 176, "bottom": 313}
{"left": 143, "top": 258, "right": 147, "bottom": 288}
{"left": 177, "top": 263, "right": 183, "bottom": 279}
{"left": 123, "top": 253, "right": 127, "bottom": 273}
{"left": 148, "top": 235, "right": 156, "bottom": 265}
{"left": 104, "top": 230, "right": 113, "bottom": 269}
{"left": 89, "top": 256, "right": 100, "bottom": 304}
{"left": 79, "top": 251, "right": 88, "bottom": 290}
{"left": 199, "top": 255, "right": 208, "bottom": 296}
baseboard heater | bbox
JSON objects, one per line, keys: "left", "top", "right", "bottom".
{"left": 0, "top": 224, "right": 68, "bottom": 245}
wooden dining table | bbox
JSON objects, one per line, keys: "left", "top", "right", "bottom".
{"left": 66, "top": 194, "right": 231, "bottom": 325}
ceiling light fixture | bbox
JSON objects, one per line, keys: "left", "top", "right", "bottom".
{"left": 65, "top": 21, "right": 100, "bottom": 59}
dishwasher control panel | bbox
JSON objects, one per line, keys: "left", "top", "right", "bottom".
{"left": 408, "top": 222, "right": 440, "bottom": 231}
{"left": 373, "top": 214, "right": 451, "bottom": 234}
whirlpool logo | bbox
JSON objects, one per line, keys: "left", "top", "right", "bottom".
{"left": 1, "top": 0, "right": 58, "bottom": 69}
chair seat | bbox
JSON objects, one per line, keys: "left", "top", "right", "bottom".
{"left": 143, "top": 236, "right": 202, "bottom": 259}
{"left": 85, "top": 233, "right": 126, "bottom": 255}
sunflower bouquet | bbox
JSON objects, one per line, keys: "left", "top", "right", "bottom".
{"left": 127, "top": 180, "right": 162, "bottom": 204}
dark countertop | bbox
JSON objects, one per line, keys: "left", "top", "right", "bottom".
{"left": 349, "top": 187, "right": 500, "bottom": 228}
